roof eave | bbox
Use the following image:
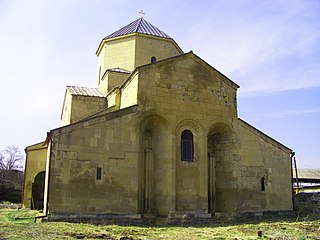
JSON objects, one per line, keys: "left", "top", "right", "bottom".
{"left": 96, "top": 32, "right": 182, "bottom": 56}
{"left": 189, "top": 51, "right": 240, "bottom": 89}
{"left": 60, "top": 88, "right": 70, "bottom": 120}
{"left": 51, "top": 105, "right": 139, "bottom": 136}
{"left": 238, "top": 118, "right": 292, "bottom": 153}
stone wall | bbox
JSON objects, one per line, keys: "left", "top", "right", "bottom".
{"left": 134, "top": 34, "right": 182, "bottom": 68}
{"left": 49, "top": 106, "right": 140, "bottom": 216}
{"left": 236, "top": 120, "right": 292, "bottom": 212}
{"left": 99, "top": 70, "right": 129, "bottom": 95}
{"left": 22, "top": 142, "right": 48, "bottom": 209}
{"left": 295, "top": 192, "right": 320, "bottom": 215}
{"left": 120, "top": 73, "right": 139, "bottom": 109}
{"left": 97, "top": 36, "right": 136, "bottom": 76}
{"left": 61, "top": 92, "right": 107, "bottom": 126}
{"left": 137, "top": 53, "right": 238, "bottom": 120}
{"left": 70, "top": 95, "right": 107, "bottom": 123}
{"left": 136, "top": 53, "right": 239, "bottom": 214}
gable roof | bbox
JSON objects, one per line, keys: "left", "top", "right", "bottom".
{"left": 54, "top": 105, "right": 138, "bottom": 137}
{"left": 25, "top": 141, "right": 48, "bottom": 151}
{"left": 238, "top": 118, "right": 292, "bottom": 152}
{"left": 66, "top": 86, "right": 105, "bottom": 97}
{"left": 103, "top": 18, "right": 171, "bottom": 40}
{"left": 61, "top": 86, "right": 105, "bottom": 120}
{"left": 123, "top": 51, "right": 240, "bottom": 90}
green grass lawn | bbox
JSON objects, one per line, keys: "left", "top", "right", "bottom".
{"left": 0, "top": 209, "right": 319, "bottom": 239}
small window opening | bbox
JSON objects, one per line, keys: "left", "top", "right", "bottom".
{"left": 261, "top": 177, "right": 265, "bottom": 192}
{"left": 151, "top": 56, "right": 157, "bottom": 63}
{"left": 98, "top": 66, "right": 102, "bottom": 85}
{"left": 96, "top": 167, "right": 102, "bottom": 180}
{"left": 181, "top": 130, "right": 194, "bottom": 161}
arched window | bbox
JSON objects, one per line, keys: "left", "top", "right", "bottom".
{"left": 151, "top": 56, "right": 157, "bottom": 63}
{"left": 261, "top": 177, "right": 265, "bottom": 192}
{"left": 181, "top": 130, "right": 193, "bottom": 161}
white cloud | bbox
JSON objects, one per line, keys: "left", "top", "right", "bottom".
{"left": 181, "top": 0, "right": 320, "bottom": 94}
{"left": 265, "top": 108, "right": 320, "bottom": 118}
{"left": 237, "top": 62, "right": 320, "bottom": 96}
{"left": 243, "top": 107, "right": 320, "bottom": 123}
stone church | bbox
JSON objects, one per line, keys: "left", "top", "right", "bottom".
{"left": 22, "top": 17, "right": 294, "bottom": 221}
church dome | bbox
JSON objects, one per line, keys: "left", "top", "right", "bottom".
{"left": 103, "top": 17, "right": 172, "bottom": 40}
{"left": 96, "top": 17, "right": 183, "bottom": 74}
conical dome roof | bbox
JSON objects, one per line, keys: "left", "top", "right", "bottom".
{"left": 103, "top": 18, "right": 171, "bottom": 40}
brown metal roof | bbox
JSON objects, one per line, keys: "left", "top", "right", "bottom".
{"left": 293, "top": 169, "right": 320, "bottom": 180}
{"left": 66, "top": 86, "right": 105, "bottom": 97}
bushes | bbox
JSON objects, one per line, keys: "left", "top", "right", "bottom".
{"left": 0, "top": 170, "right": 23, "bottom": 203}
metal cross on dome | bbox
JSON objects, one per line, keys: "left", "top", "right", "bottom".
{"left": 139, "top": 10, "right": 145, "bottom": 18}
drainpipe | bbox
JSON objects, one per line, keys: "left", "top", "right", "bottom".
{"left": 290, "top": 151, "right": 296, "bottom": 211}
{"left": 35, "top": 132, "right": 52, "bottom": 222}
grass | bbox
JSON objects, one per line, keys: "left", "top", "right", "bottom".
{"left": 0, "top": 209, "right": 320, "bottom": 239}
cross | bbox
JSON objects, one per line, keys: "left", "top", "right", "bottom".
{"left": 139, "top": 10, "right": 145, "bottom": 18}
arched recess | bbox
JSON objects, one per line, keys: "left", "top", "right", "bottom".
{"left": 175, "top": 119, "right": 203, "bottom": 212}
{"left": 31, "top": 171, "right": 46, "bottom": 210}
{"left": 207, "top": 122, "right": 235, "bottom": 213}
{"left": 139, "top": 114, "right": 172, "bottom": 215}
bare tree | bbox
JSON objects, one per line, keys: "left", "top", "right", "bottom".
{"left": 0, "top": 145, "right": 23, "bottom": 171}
{"left": 0, "top": 145, "right": 24, "bottom": 189}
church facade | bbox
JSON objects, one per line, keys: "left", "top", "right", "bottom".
{"left": 22, "top": 18, "right": 294, "bottom": 221}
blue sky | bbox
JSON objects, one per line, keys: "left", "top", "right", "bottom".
{"left": 0, "top": 0, "right": 319, "bottom": 169}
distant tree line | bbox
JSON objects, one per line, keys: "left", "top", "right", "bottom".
{"left": 0, "top": 145, "right": 24, "bottom": 203}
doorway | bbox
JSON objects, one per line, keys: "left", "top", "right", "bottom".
{"left": 31, "top": 171, "right": 45, "bottom": 210}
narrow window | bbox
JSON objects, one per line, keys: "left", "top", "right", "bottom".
{"left": 181, "top": 130, "right": 194, "bottom": 161}
{"left": 96, "top": 167, "right": 102, "bottom": 180}
{"left": 98, "top": 66, "right": 102, "bottom": 85}
{"left": 261, "top": 177, "right": 265, "bottom": 192}
{"left": 151, "top": 56, "right": 157, "bottom": 63}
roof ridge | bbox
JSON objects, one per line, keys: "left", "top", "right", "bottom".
{"left": 134, "top": 17, "right": 142, "bottom": 32}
